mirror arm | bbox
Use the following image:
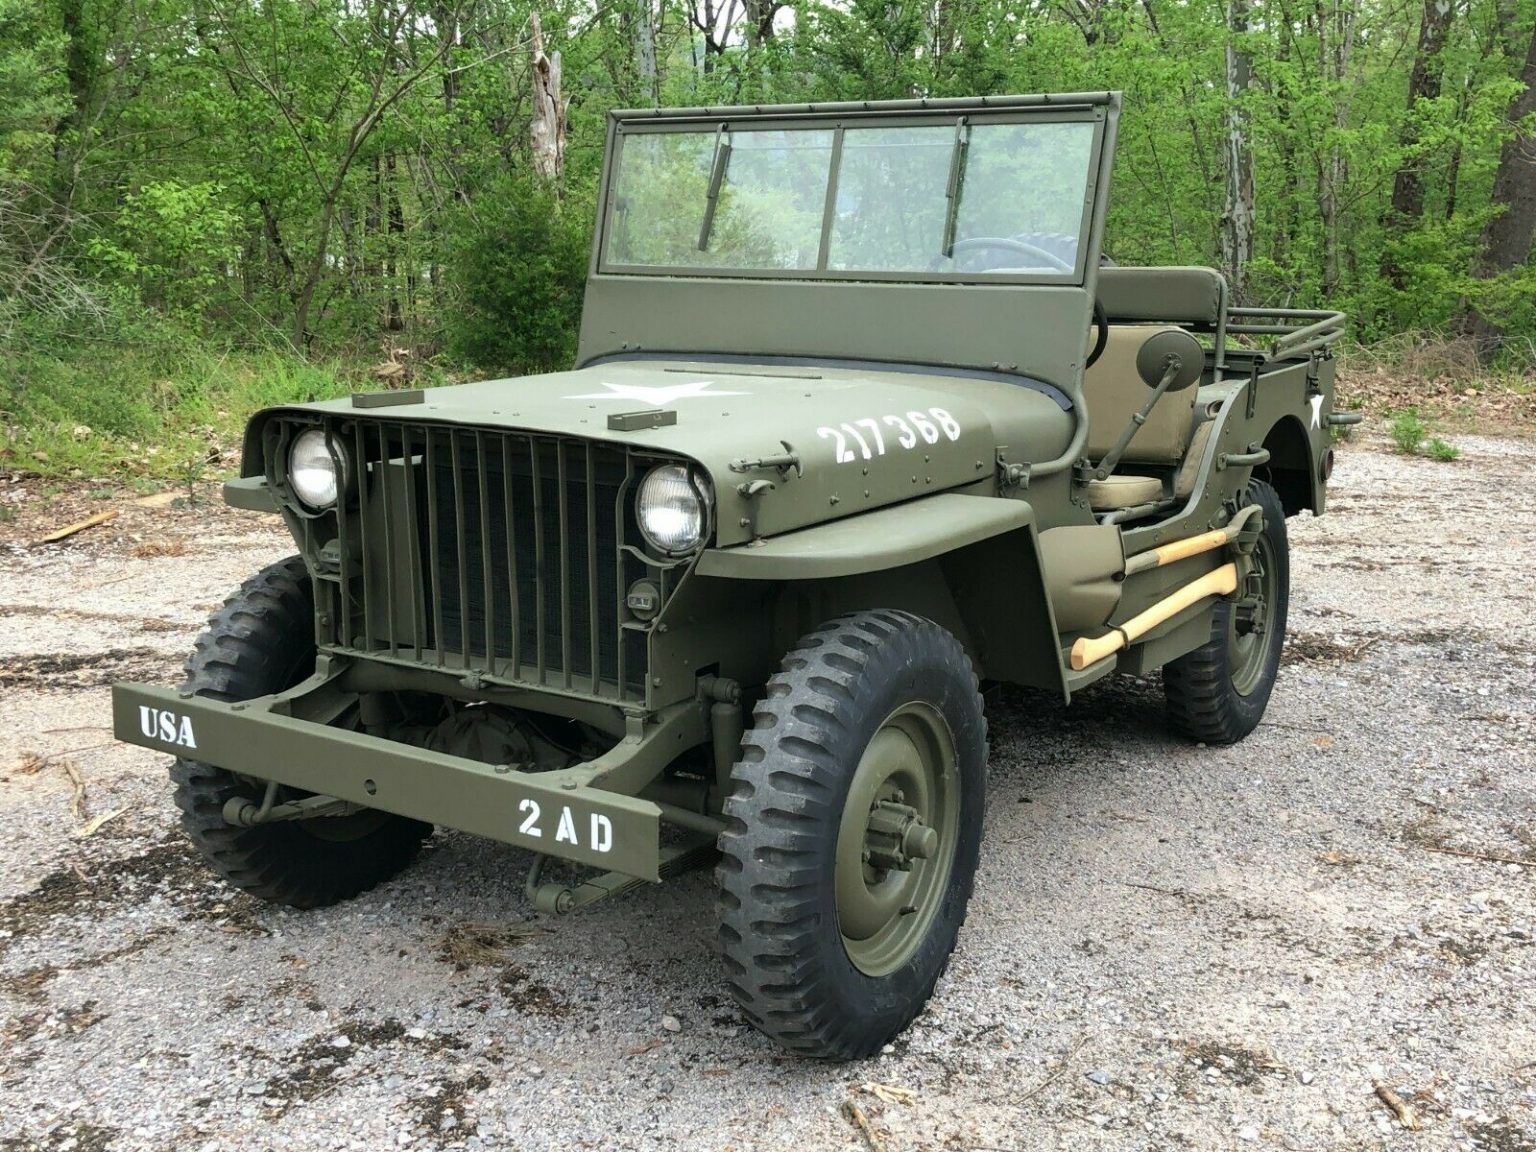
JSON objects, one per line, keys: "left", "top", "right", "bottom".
{"left": 1088, "top": 355, "right": 1181, "bottom": 483}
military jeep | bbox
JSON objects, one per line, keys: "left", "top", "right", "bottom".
{"left": 113, "top": 92, "right": 1350, "bottom": 1060}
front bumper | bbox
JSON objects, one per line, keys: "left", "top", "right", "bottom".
{"left": 111, "top": 680, "right": 668, "bottom": 881}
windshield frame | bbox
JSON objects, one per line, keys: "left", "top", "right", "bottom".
{"left": 594, "top": 103, "right": 1109, "bottom": 288}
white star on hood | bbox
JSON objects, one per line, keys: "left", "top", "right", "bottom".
{"left": 566, "top": 380, "right": 747, "bottom": 403}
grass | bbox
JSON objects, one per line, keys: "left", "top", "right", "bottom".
{"left": 0, "top": 327, "right": 452, "bottom": 483}
{"left": 1425, "top": 437, "right": 1461, "bottom": 461}
{"left": 1387, "top": 408, "right": 1462, "bottom": 462}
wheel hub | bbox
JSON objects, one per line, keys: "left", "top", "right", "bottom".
{"left": 863, "top": 799, "right": 938, "bottom": 872}
{"left": 834, "top": 703, "right": 960, "bottom": 977}
{"left": 1228, "top": 530, "right": 1278, "bottom": 696}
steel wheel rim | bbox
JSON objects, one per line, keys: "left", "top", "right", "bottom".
{"left": 1228, "top": 534, "right": 1277, "bottom": 697}
{"left": 835, "top": 702, "right": 960, "bottom": 978}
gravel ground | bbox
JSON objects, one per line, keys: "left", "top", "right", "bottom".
{"left": 1, "top": 433, "right": 1533, "bottom": 1152}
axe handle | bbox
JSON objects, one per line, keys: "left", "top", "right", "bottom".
{"left": 1071, "top": 562, "right": 1239, "bottom": 671}
{"left": 1122, "top": 505, "right": 1263, "bottom": 576}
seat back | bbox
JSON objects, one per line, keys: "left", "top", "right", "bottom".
{"left": 1083, "top": 325, "right": 1198, "bottom": 463}
{"left": 1096, "top": 266, "right": 1228, "bottom": 325}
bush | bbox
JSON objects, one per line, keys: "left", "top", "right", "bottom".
{"left": 1388, "top": 409, "right": 1427, "bottom": 455}
{"left": 1425, "top": 437, "right": 1461, "bottom": 462}
{"left": 440, "top": 176, "right": 592, "bottom": 376}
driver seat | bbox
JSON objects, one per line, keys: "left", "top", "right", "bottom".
{"left": 1081, "top": 325, "right": 1199, "bottom": 510}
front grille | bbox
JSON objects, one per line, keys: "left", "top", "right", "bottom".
{"left": 287, "top": 418, "right": 664, "bottom": 703}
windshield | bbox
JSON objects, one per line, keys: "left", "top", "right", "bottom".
{"left": 603, "top": 115, "right": 1099, "bottom": 281}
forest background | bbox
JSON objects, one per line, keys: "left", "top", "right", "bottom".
{"left": 2, "top": 0, "right": 1534, "bottom": 481}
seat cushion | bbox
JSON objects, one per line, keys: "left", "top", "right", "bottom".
{"left": 1085, "top": 474, "right": 1163, "bottom": 511}
{"left": 1083, "top": 326, "right": 1198, "bottom": 464}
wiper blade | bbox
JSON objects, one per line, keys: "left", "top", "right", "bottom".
{"left": 697, "top": 127, "right": 733, "bottom": 251}
{"left": 941, "top": 116, "right": 970, "bottom": 259}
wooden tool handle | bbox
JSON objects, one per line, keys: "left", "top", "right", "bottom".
{"left": 1071, "top": 562, "right": 1239, "bottom": 670}
{"left": 1149, "top": 527, "right": 1229, "bottom": 568}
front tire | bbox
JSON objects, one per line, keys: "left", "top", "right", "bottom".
{"left": 170, "top": 555, "right": 431, "bottom": 909}
{"left": 1163, "top": 479, "right": 1290, "bottom": 744}
{"left": 717, "top": 610, "right": 987, "bottom": 1060}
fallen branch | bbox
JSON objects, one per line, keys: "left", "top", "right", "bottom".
{"left": 861, "top": 1082, "right": 916, "bottom": 1106}
{"left": 75, "top": 806, "right": 130, "bottom": 838}
{"left": 1422, "top": 844, "right": 1536, "bottom": 868}
{"left": 34, "top": 509, "right": 117, "bottom": 545}
{"left": 61, "top": 759, "right": 86, "bottom": 821}
{"left": 1373, "top": 1081, "right": 1422, "bottom": 1130}
{"left": 841, "top": 1098, "right": 885, "bottom": 1152}
{"left": 1016, "top": 1035, "right": 1090, "bottom": 1105}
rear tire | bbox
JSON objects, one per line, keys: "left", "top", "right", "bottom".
{"left": 1164, "top": 480, "right": 1290, "bottom": 744}
{"left": 171, "top": 555, "right": 430, "bottom": 909}
{"left": 717, "top": 610, "right": 987, "bottom": 1060}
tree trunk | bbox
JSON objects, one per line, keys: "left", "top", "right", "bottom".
{"left": 1220, "top": 0, "right": 1255, "bottom": 301}
{"left": 744, "top": 0, "right": 778, "bottom": 47}
{"left": 529, "top": 13, "right": 567, "bottom": 182}
{"left": 1315, "top": 0, "right": 1354, "bottom": 300}
{"left": 1382, "top": 0, "right": 1454, "bottom": 289}
{"left": 1466, "top": 27, "right": 1536, "bottom": 355}
{"left": 635, "top": 0, "right": 659, "bottom": 104}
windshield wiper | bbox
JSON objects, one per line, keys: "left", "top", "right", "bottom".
{"left": 941, "top": 117, "right": 970, "bottom": 259}
{"left": 697, "top": 127, "right": 733, "bottom": 251}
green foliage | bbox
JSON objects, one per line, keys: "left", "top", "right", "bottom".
{"left": 1425, "top": 437, "right": 1461, "bottom": 461}
{"left": 0, "top": 0, "right": 66, "bottom": 183}
{"left": 0, "top": 312, "right": 354, "bottom": 480}
{"left": 1386, "top": 408, "right": 1462, "bottom": 460}
{"left": 440, "top": 175, "right": 591, "bottom": 376}
{"left": 86, "top": 181, "right": 242, "bottom": 316}
{"left": 1389, "top": 409, "right": 1429, "bottom": 455}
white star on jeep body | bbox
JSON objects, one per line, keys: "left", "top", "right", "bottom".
{"left": 566, "top": 380, "right": 747, "bottom": 403}
{"left": 1309, "top": 394, "right": 1325, "bottom": 429}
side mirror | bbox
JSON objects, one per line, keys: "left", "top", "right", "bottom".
{"left": 1135, "top": 329, "right": 1204, "bottom": 392}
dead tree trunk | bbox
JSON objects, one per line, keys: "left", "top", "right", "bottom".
{"left": 1220, "top": 0, "right": 1255, "bottom": 301}
{"left": 530, "top": 12, "right": 567, "bottom": 182}
{"left": 1466, "top": 26, "right": 1536, "bottom": 356}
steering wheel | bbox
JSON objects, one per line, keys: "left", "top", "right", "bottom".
{"left": 1086, "top": 298, "right": 1109, "bottom": 370}
{"left": 941, "top": 236, "right": 1075, "bottom": 273}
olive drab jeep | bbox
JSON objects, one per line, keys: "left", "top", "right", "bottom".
{"left": 112, "top": 92, "right": 1351, "bottom": 1060}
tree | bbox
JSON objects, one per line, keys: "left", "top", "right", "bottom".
{"left": 1466, "top": 25, "right": 1536, "bottom": 354}
{"left": 1220, "top": 0, "right": 1255, "bottom": 300}
{"left": 1381, "top": 0, "right": 1456, "bottom": 291}
{"left": 198, "top": 0, "right": 468, "bottom": 350}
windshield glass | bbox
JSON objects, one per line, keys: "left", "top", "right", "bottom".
{"left": 603, "top": 116, "right": 1098, "bottom": 280}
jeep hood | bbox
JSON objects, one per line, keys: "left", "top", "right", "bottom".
{"left": 247, "top": 357, "right": 1074, "bottom": 547}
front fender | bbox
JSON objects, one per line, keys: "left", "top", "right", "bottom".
{"left": 695, "top": 493, "right": 1031, "bottom": 580}
{"left": 689, "top": 493, "right": 1069, "bottom": 699}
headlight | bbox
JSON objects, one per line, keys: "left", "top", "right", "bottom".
{"left": 287, "top": 428, "right": 346, "bottom": 510}
{"left": 636, "top": 464, "right": 708, "bottom": 554}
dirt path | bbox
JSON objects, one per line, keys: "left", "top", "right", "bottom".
{"left": 1, "top": 435, "right": 1533, "bottom": 1152}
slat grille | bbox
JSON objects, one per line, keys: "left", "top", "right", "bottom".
{"left": 300, "top": 418, "right": 652, "bottom": 702}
